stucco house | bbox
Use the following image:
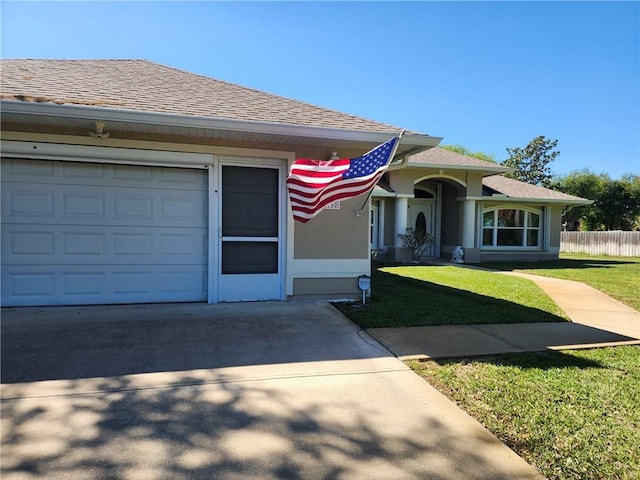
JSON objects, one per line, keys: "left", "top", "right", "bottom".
{"left": 371, "top": 146, "right": 590, "bottom": 264}
{"left": 0, "top": 59, "right": 588, "bottom": 307}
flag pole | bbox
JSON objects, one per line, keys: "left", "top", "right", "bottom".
{"left": 356, "top": 130, "right": 405, "bottom": 216}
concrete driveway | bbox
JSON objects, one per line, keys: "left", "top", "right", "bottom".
{"left": 1, "top": 302, "right": 543, "bottom": 480}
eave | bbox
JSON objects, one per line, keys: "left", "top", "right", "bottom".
{"left": 0, "top": 100, "right": 442, "bottom": 158}
{"left": 406, "top": 161, "right": 512, "bottom": 175}
{"left": 472, "top": 195, "right": 593, "bottom": 206}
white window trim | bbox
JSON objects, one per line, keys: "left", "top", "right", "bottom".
{"left": 370, "top": 204, "right": 379, "bottom": 251}
{"left": 481, "top": 205, "right": 543, "bottom": 250}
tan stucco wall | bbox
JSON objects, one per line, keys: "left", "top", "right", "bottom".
{"left": 291, "top": 278, "right": 360, "bottom": 300}
{"left": 388, "top": 168, "right": 416, "bottom": 194}
{"left": 465, "top": 171, "right": 484, "bottom": 197}
{"left": 548, "top": 204, "right": 562, "bottom": 248}
{"left": 294, "top": 198, "right": 370, "bottom": 259}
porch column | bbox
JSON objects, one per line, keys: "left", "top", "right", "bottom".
{"left": 394, "top": 196, "right": 408, "bottom": 246}
{"left": 378, "top": 199, "right": 386, "bottom": 249}
{"left": 461, "top": 199, "right": 476, "bottom": 249}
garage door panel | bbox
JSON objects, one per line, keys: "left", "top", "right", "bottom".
{"left": 2, "top": 187, "right": 55, "bottom": 218}
{"left": 2, "top": 158, "right": 208, "bottom": 191}
{"left": 1, "top": 159, "right": 208, "bottom": 306}
{"left": 3, "top": 183, "right": 207, "bottom": 227}
{"left": 2, "top": 158, "right": 54, "bottom": 178}
{"left": 62, "top": 192, "right": 106, "bottom": 218}
{"left": 1, "top": 265, "right": 207, "bottom": 306}
{"left": 3, "top": 225, "right": 206, "bottom": 265}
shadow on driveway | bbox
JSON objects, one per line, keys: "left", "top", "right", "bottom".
{"left": 1, "top": 301, "right": 545, "bottom": 480}
{"left": 1, "top": 302, "right": 386, "bottom": 383}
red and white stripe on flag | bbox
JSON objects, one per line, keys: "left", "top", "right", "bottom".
{"left": 286, "top": 137, "right": 399, "bottom": 223}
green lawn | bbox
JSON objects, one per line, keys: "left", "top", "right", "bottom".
{"left": 334, "top": 265, "right": 568, "bottom": 328}
{"left": 480, "top": 254, "right": 640, "bottom": 312}
{"left": 334, "top": 255, "right": 640, "bottom": 480}
{"left": 408, "top": 346, "right": 640, "bottom": 480}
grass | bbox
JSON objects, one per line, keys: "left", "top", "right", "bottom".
{"left": 333, "top": 255, "right": 640, "bottom": 479}
{"left": 334, "top": 265, "right": 568, "bottom": 328}
{"left": 408, "top": 346, "right": 640, "bottom": 480}
{"left": 480, "top": 254, "right": 640, "bottom": 312}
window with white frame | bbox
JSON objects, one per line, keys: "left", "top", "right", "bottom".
{"left": 482, "top": 207, "right": 542, "bottom": 248}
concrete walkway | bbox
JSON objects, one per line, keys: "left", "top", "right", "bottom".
{"left": 368, "top": 267, "right": 640, "bottom": 360}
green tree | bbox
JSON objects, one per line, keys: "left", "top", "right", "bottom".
{"left": 556, "top": 169, "right": 605, "bottom": 230}
{"left": 440, "top": 144, "right": 497, "bottom": 163}
{"left": 502, "top": 135, "right": 559, "bottom": 187}
{"left": 557, "top": 170, "right": 640, "bottom": 231}
{"left": 597, "top": 175, "right": 640, "bottom": 230}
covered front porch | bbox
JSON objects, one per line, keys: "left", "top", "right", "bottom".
{"left": 371, "top": 176, "right": 476, "bottom": 263}
{"left": 370, "top": 148, "right": 512, "bottom": 264}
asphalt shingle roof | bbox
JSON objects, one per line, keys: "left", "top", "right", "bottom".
{"left": 409, "top": 148, "right": 589, "bottom": 203}
{"left": 409, "top": 147, "right": 504, "bottom": 169}
{"left": 1, "top": 59, "right": 410, "bottom": 133}
{"left": 483, "top": 175, "right": 588, "bottom": 202}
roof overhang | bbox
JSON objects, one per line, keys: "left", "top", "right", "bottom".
{"left": 406, "top": 161, "right": 512, "bottom": 175}
{"left": 0, "top": 100, "right": 442, "bottom": 158}
{"left": 474, "top": 195, "right": 593, "bottom": 205}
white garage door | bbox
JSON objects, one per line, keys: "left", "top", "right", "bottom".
{"left": 1, "top": 158, "right": 208, "bottom": 306}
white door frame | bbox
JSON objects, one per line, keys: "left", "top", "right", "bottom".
{"left": 213, "top": 156, "right": 286, "bottom": 303}
{"left": 408, "top": 198, "right": 436, "bottom": 257}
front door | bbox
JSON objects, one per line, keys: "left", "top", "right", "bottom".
{"left": 408, "top": 200, "right": 435, "bottom": 257}
{"left": 217, "top": 165, "right": 282, "bottom": 302}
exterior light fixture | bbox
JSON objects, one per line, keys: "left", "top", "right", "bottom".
{"left": 89, "top": 120, "right": 110, "bottom": 139}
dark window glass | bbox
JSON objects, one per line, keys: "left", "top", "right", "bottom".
{"left": 222, "top": 166, "right": 278, "bottom": 237}
{"left": 222, "top": 242, "right": 278, "bottom": 274}
{"left": 415, "top": 212, "right": 427, "bottom": 234}
{"left": 497, "top": 209, "right": 524, "bottom": 228}
{"left": 482, "top": 229, "right": 494, "bottom": 246}
{"left": 527, "top": 229, "right": 539, "bottom": 247}
{"left": 413, "top": 189, "right": 434, "bottom": 199}
{"left": 497, "top": 229, "right": 523, "bottom": 246}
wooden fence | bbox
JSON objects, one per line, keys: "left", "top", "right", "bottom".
{"left": 560, "top": 231, "right": 640, "bottom": 257}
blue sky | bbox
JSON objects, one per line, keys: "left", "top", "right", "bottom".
{"left": 2, "top": 1, "right": 638, "bottom": 178}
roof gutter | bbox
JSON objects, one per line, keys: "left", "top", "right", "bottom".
{"left": 0, "top": 100, "right": 442, "bottom": 149}
{"left": 407, "top": 162, "right": 512, "bottom": 175}
{"left": 470, "top": 195, "right": 593, "bottom": 205}
{"left": 387, "top": 145, "right": 435, "bottom": 171}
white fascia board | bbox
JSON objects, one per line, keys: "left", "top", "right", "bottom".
{"left": 471, "top": 195, "right": 593, "bottom": 205}
{"left": 372, "top": 191, "right": 397, "bottom": 198}
{"left": 1, "top": 100, "right": 442, "bottom": 148}
{"left": 0, "top": 139, "right": 213, "bottom": 167}
{"left": 407, "top": 161, "right": 512, "bottom": 174}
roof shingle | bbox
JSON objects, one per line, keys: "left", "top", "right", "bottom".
{"left": 409, "top": 146, "right": 505, "bottom": 169}
{"left": 1, "top": 59, "right": 412, "bottom": 133}
{"left": 483, "top": 175, "right": 589, "bottom": 202}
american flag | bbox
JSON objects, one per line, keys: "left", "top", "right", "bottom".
{"left": 287, "top": 136, "right": 400, "bottom": 223}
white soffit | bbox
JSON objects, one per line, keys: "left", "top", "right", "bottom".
{"left": 1, "top": 101, "right": 442, "bottom": 155}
